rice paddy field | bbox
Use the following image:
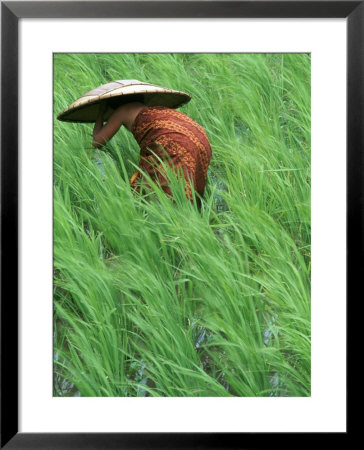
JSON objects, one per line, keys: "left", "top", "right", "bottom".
{"left": 53, "top": 53, "right": 311, "bottom": 397}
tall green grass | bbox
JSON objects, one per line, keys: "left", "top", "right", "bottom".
{"left": 53, "top": 53, "right": 310, "bottom": 397}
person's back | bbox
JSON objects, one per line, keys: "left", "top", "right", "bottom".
{"left": 130, "top": 105, "right": 212, "bottom": 200}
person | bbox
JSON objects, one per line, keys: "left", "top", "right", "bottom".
{"left": 92, "top": 101, "right": 212, "bottom": 202}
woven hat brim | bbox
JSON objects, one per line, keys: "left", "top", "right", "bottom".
{"left": 57, "top": 85, "right": 191, "bottom": 123}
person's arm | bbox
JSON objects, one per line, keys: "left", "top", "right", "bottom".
{"left": 92, "top": 103, "right": 126, "bottom": 149}
{"left": 92, "top": 103, "right": 107, "bottom": 148}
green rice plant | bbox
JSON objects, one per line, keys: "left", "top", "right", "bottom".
{"left": 53, "top": 53, "right": 311, "bottom": 397}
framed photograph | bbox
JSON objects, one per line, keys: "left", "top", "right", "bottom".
{"left": 2, "top": 1, "right": 356, "bottom": 448}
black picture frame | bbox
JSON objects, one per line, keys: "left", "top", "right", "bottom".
{"left": 1, "top": 1, "right": 356, "bottom": 448}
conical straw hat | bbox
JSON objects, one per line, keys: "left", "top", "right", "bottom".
{"left": 57, "top": 79, "right": 191, "bottom": 123}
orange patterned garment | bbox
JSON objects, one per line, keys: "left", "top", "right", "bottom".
{"left": 130, "top": 106, "right": 212, "bottom": 200}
